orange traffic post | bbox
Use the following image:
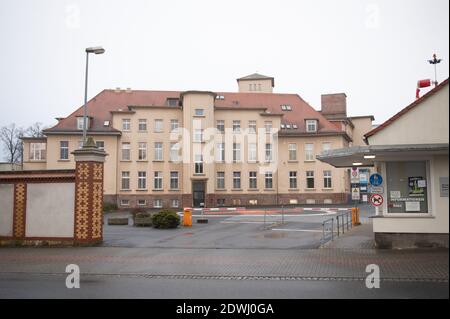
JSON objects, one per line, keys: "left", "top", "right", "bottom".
{"left": 352, "top": 207, "right": 361, "bottom": 226}
{"left": 183, "top": 207, "right": 192, "bottom": 227}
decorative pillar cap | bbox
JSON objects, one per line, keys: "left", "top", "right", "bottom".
{"left": 71, "top": 137, "right": 108, "bottom": 162}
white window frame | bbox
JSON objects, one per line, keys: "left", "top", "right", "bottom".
{"left": 194, "top": 109, "right": 204, "bottom": 116}
{"left": 120, "top": 199, "right": 130, "bottom": 206}
{"left": 305, "top": 143, "right": 314, "bottom": 161}
{"left": 288, "top": 143, "right": 297, "bottom": 161}
{"left": 194, "top": 154, "right": 203, "bottom": 174}
{"left": 137, "top": 199, "right": 147, "bottom": 206}
{"left": 170, "top": 171, "right": 179, "bottom": 190}
{"left": 171, "top": 199, "right": 179, "bottom": 208}
{"left": 154, "top": 119, "right": 163, "bottom": 132}
{"left": 138, "top": 119, "right": 147, "bottom": 131}
{"left": 324, "top": 170, "right": 332, "bottom": 189}
{"left": 289, "top": 171, "right": 297, "bottom": 189}
{"left": 121, "top": 142, "right": 131, "bottom": 161}
{"left": 59, "top": 141, "right": 69, "bottom": 160}
{"left": 265, "top": 171, "right": 273, "bottom": 189}
{"left": 77, "top": 117, "right": 89, "bottom": 130}
{"left": 216, "top": 143, "right": 225, "bottom": 162}
{"left": 169, "top": 142, "right": 180, "bottom": 162}
{"left": 153, "top": 199, "right": 163, "bottom": 208}
{"left": 249, "top": 171, "right": 257, "bottom": 189}
{"left": 306, "top": 171, "right": 315, "bottom": 189}
{"left": 121, "top": 171, "right": 130, "bottom": 190}
{"left": 265, "top": 143, "right": 273, "bottom": 162}
{"left": 95, "top": 141, "right": 105, "bottom": 150}
{"left": 122, "top": 119, "right": 131, "bottom": 131}
{"left": 216, "top": 120, "right": 225, "bottom": 133}
{"left": 264, "top": 121, "right": 272, "bottom": 134}
{"left": 138, "top": 142, "right": 147, "bottom": 160}
{"left": 306, "top": 119, "right": 318, "bottom": 133}
{"left": 233, "top": 143, "right": 241, "bottom": 162}
{"left": 30, "top": 143, "right": 46, "bottom": 161}
{"left": 154, "top": 142, "right": 163, "bottom": 161}
{"left": 153, "top": 171, "right": 163, "bottom": 190}
{"left": 138, "top": 171, "right": 147, "bottom": 190}
{"left": 232, "top": 120, "right": 241, "bottom": 133}
{"left": 233, "top": 171, "right": 241, "bottom": 189}
{"left": 216, "top": 171, "right": 225, "bottom": 189}
{"left": 170, "top": 119, "right": 179, "bottom": 132}
{"left": 248, "top": 120, "right": 257, "bottom": 134}
{"left": 248, "top": 143, "right": 257, "bottom": 162}
{"left": 322, "top": 142, "right": 332, "bottom": 152}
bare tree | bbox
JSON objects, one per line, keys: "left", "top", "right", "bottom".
{"left": 0, "top": 124, "right": 24, "bottom": 163}
{"left": 25, "top": 122, "right": 46, "bottom": 137}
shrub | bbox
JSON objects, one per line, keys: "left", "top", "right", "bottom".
{"left": 103, "top": 202, "right": 118, "bottom": 212}
{"left": 151, "top": 209, "right": 180, "bottom": 229}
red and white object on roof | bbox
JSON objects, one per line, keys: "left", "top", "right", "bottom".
{"left": 416, "top": 79, "right": 432, "bottom": 99}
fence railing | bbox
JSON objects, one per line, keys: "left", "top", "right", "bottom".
{"left": 321, "top": 210, "right": 353, "bottom": 245}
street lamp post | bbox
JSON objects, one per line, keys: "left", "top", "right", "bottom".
{"left": 82, "top": 46, "right": 105, "bottom": 147}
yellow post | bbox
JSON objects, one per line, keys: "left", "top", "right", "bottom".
{"left": 351, "top": 207, "right": 356, "bottom": 225}
{"left": 355, "top": 207, "right": 360, "bottom": 225}
{"left": 183, "top": 207, "right": 192, "bottom": 227}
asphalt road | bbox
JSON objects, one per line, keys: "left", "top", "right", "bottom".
{"left": 0, "top": 273, "right": 448, "bottom": 299}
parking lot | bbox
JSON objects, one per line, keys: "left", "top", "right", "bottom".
{"left": 103, "top": 205, "right": 375, "bottom": 249}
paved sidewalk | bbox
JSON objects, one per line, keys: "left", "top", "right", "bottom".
{"left": 323, "top": 223, "right": 375, "bottom": 249}
{"left": 0, "top": 246, "right": 447, "bottom": 282}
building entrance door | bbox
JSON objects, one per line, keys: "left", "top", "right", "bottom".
{"left": 192, "top": 181, "right": 205, "bottom": 208}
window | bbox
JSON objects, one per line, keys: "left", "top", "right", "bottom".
{"left": 322, "top": 142, "right": 332, "bottom": 152}
{"left": 167, "top": 98, "right": 179, "bottom": 107}
{"left": 138, "top": 119, "right": 147, "bottom": 131}
{"left": 264, "top": 121, "right": 272, "bottom": 133}
{"left": 194, "top": 154, "right": 203, "bottom": 174}
{"left": 59, "top": 141, "right": 69, "bottom": 160}
{"left": 138, "top": 142, "right": 147, "bottom": 160}
{"left": 154, "top": 142, "right": 163, "bottom": 161}
{"left": 78, "top": 140, "right": 84, "bottom": 149}
{"left": 249, "top": 83, "right": 253, "bottom": 91}
{"left": 324, "top": 170, "right": 332, "bottom": 189}
{"left": 121, "top": 142, "right": 131, "bottom": 161}
{"left": 248, "top": 143, "right": 257, "bottom": 162}
{"left": 138, "top": 171, "right": 147, "bottom": 190}
{"left": 289, "top": 171, "right": 297, "bottom": 189}
{"left": 194, "top": 109, "right": 204, "bottom": 116}
{"left": 170, "top": 142, "right": 180, "bottom": 162}
{"left": 233, "top": 172, "right": 241, "bottom": 189}
{"left": 233, "top": 143, "right": 241, "bottom": 162}
{"left": 306, "top": 171, "right": 315, "bottom": 189}
{"left": 288, "top": 143, "right": 297, "bottom": 161}
{"left": 306, "top": 119, "right": 318, "bottom": 132}
{"left": 103, "top": 120, "right": 110, "bottom": 127}
{"left": 154, "top": 171, "right": 163, "bottom": 190}
{"left": 193, "top": 129, "right": 203, "bottom": 142}
{"left": 305, "top": 143, "right": 314, "bottom": 161}
{"left": 154, "top": 119, "right": 163, "bottom": 132}
{"left": 281, "top": 105, "right": 292, "bottom": 111}
{"left": 153, "top": 199, "right": 162, "bottom": 208}
{"left": 171, "top": 199, "right": 179, "bottom": 208}
{"left": 265, "top": 143, "right": 273, "bottom": 162}
{"left": 170, "top": 119, "right": 179, "bottom": 132}
{"left": 122, "top": 119, "right": 131, "bottom": 131}
{"left": 170, "top": 171, "right": 179, "bottom": 190}
{"left": 216, "top": 172, "right": 225, "bottom": 189}
{"left": 77, "top": 117, "right": 89, "bottom": 130}
{"left": 216, "top": 120, "right": 225, "bottom": 133}
{"left": 249, "top": 171, "right": 257, "bottom": 189}
{"left": 137, "top": 199, "right": 146, "bottom": 206}
{"left": 95, "top": 141, "right": 104, "bottom": 150}
{"left": 386, "top": 161, "right": 429, "bottom": 214}
{"left": 265, "top": 172, "right": 273, "bottom": 189}
{"left": 217, "top": 198, "right": 225, "bottom": 206}
{"left": 120, "top": 199, "right": 130, "bottom": 206}
{"left": 216, "top": 143, "right": 225, "bottom": 162}
{"left": 248, "top": 120, "right": 257, "bottom": 134}
{"left": 121, "top": 171, "right": 130, "bottom": 190}
{"left": 232, "top": 120, "right": 241, "bottom": 133}
{"left": 30, "top": 143, "right": 46, "bottom": 160}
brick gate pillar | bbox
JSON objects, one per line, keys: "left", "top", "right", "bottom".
{"left": 72, "top": 137, "right": 107, "bottom": 245}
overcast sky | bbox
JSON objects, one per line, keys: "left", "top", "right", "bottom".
{"left": 0, "top": 0, "right": 448, "bottom": 133}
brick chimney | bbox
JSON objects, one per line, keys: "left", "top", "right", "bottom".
{"left": 320, "top": 93, "right": 347, "bottom": 119}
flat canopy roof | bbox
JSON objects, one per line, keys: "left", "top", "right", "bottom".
{"left": 316, "top": 143, "right": 449, "bottom": 168}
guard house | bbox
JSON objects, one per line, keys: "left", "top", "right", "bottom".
{"left": 317, "top": 79, "right": 449, "bottom": 249}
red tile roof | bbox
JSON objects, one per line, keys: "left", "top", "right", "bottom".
{"left": 44, "top": 89, "right": 345, "bottom": 136}
{"left": 364, "top": 78, "right": 449, "bottom": 139}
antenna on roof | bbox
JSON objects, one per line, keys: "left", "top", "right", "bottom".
{"left": 428, "top": 53, "right": 442, "bottom": 87}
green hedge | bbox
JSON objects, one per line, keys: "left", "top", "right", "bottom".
{"left": 103, "top": 202, "right": 118, "bottom": 212}
{"left": 151, "top": 209, "right": 180, "bottom": 229}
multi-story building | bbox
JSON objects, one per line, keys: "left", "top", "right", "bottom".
{"left": 22, "top": 73, "right": 373, "bottom": 208}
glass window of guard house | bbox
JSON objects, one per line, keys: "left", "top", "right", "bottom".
{"left": 386, "top": 161, "right": 429, "bottom": 213}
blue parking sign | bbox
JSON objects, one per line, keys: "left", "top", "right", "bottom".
{"left": 370, "top": 173, "right": 383, "bottom": 186}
